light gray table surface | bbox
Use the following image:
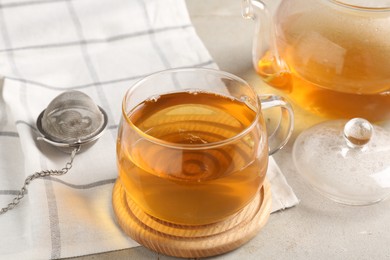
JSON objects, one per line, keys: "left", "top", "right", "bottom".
{"left": 71, "top": 0, "right": 390, "bottom": 259}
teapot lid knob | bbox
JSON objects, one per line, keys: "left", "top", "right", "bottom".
{"left": 343, "top": 118, "right": 373, "bottom": 147}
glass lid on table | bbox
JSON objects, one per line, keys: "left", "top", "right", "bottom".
{"left": 293, "top": 118, "right": 390, "bottom": 205}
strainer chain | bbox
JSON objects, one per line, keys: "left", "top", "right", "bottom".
{"left": 0, "top": 147, "right": 79, "bottom": 215}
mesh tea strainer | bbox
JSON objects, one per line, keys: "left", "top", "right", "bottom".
{"left": 37, "top": 90, "right": 107, "bottom": 150}
{"left": 1, "top": 90, "right": 108, "bottom": 214}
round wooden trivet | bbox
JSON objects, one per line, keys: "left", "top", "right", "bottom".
{"left": 112, "top": 179, "right": 272, "bottom": 258}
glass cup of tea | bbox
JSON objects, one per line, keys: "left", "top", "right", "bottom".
{"left": 116, "top": 68, "right": 294, "bottom": 225}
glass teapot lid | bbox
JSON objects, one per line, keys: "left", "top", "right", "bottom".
{"left": 293, "top": 118, "right": 390, "bottom": 205}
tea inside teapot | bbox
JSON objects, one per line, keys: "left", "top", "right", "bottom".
{"left": 249, "top": 0, "right": 390, "bottom": 120}
{"left": 275, "top": 1, "right": 390, "bottom": 94}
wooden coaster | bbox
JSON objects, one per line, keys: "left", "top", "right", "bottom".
{"left": 112, "top": 179, "right": 272, "bottom": 258}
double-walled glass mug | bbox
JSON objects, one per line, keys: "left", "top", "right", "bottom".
{"left": 116, "top": 68, "right": 293, "bottom": 225}
{"left": 243, "top": 0, "right": 390, "bottom": 121}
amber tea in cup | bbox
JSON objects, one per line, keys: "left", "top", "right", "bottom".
{"left": 117, "top": 68, "right": 293, "bottom": 225}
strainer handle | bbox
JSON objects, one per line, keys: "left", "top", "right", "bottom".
{"left": 0, "top": 146, "right": 79, "bottom": 215}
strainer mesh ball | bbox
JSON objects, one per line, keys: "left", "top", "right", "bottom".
{"left": 41, "top": 91, "right": 105, "bottom": 144}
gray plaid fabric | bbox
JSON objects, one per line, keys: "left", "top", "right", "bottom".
{"left": 0, "top": 0, "right": 214, "bottom": 258}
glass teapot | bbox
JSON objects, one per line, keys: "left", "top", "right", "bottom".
{"left": 243, "top": 0, "right": 390, "bottom": 121}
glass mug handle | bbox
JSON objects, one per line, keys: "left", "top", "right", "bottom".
{"left": 259, "top": 94, "right": 294, "bottom": 155}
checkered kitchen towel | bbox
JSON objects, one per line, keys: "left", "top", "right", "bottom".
{"left": 0, "top": 0, "right": 298, "bottom": 259}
